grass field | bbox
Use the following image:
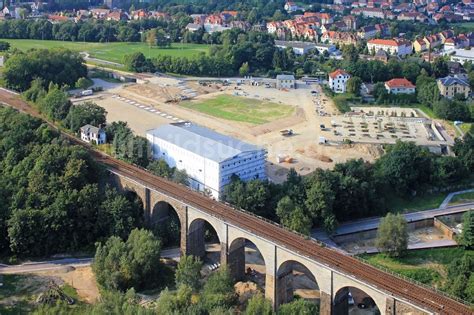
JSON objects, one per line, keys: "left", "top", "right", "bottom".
{"left": 450, "top": 22, "right": 474, "bottom": 31}
{"left": 361, "top": 248, "right": 472, "bottom": 286}
{"left": 3, "top": 39, "right": 210, "bottom": 64}
{"left": 386, "top": 192, "right": 447, "bottom": 213}
{"left": 180, "top": 94, "right": 295, "bottom": 125}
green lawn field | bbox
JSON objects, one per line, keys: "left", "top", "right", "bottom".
{"left": 180, "top": 94, "right": 295, "bottom": 125}
{"left": 361, "top": 248, "right": 472, "bottom": 286}
{"left": 3, "top": 39, "right": 209, "bottom": 64}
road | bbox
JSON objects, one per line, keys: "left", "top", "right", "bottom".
{"left": 0, "top": 258, "right": 92, "bottom": 275}
{"left": 0, "top": 248, "right": 184, "bottom": 275}
{"left": 312, "top": 202, "right": 474, "bottom": 238}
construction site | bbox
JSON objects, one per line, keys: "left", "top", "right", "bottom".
{"left": 80, "top": 73, "right": 454, "bottom": 183}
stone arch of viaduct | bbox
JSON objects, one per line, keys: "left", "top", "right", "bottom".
{"left": 110, "top": 172, "right": 431, "bottom": 315}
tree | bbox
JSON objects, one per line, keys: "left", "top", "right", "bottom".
{"left": 64, "top": 101, "right": 107, "bottom": 132}
{"left": 372, "top": 82, "right": 388, "bottom": 102}
{"left": 460, "top": 210, "right": 474, "bottom": 249}
{"left": 175, "top": 255, "right": 203, "bottom": 290}
{"left": 155, "top": 285, "right": 194, "bottom": 314}
{"left": 38, "top": 84, "right": 71, "bottom": 121}
{"left": 123, "top": 52, "right": 148, "bottom": 72}
{"left": 97, "top": 187, "right": 143, "bottom": 240}
{"left": 0, "top": 40, "right": 10, "bottom": 51}
{"left": 93, "top": 228, "right": 162, "bottom": 291}
{"left": 432, "top": 57, "right": 449, "bottom": 78}
{"left": 375, "top": 141, "right": 432, "bottom": 195}
{"left": 245, "top": 294, "right": 273, "bottom": 315}
{"left": 346, "top": 76, "right": 362, "bottom": 96}
{"left": 433, "top": 99, "right": 471, "bottom": 122}
{"left": 3, "top": 48, "right": 86, "bottom": 91}
{"left": 276, "top": 197, "right": 312, "bottom": 235}
{"left": 75, "top": 77, "right": 91, "bottom": 90}
{"left": 444, "top": 254, "right": 474, "bottom": 303}
{"left": 239, "top": 62, "right": 250, "bottom": 77}
{"left": 148, "top": 159, "right": 173, "bottom": 178}
{"left": 375, "top": 213, "right": 408, "bottom": 257}
{"left": 342, "top": 44, "right": 359, "bottom": 63}
{"left": 278, "top": 299, "right": 319, "bottom": 315}
{"left": 201, "top": 267, "right": 236, "bottom": 310}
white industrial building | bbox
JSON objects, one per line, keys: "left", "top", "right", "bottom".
{"left": 147, "top": 122, "right": 267, "bottom": 199}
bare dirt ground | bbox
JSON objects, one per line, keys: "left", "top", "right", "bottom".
{"left": 339, "top": 226, "right": 450, "bottom": 253}
{"left": 94, "top": 77, "right": 383, "bottom": 181}
{"left": 32, "top": 267, "right": 100, "bottom": 303}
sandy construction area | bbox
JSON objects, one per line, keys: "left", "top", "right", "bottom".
{"left": 91, "top": 77, "right": 383, "bottom": 181}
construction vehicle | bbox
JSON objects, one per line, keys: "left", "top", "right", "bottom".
{"left": 280, "top": 129, "right": 294, "bottom": 136}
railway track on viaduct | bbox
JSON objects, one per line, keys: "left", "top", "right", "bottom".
{"left": 0, "top": 88, "right": 471, "bottom": 314}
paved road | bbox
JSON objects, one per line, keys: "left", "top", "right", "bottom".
{"left": 0, "top": 258, "right": 93, "bottom": 275}
{"left": 312, "top": 202, "right": 474, "bottom": 238}
{"left": 354, "top": 239, "right": 458, "bottom": 255}
{"left": 439, "top": 188, "right": 474, "bottom": 209}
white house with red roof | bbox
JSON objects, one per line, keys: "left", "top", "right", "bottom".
{"left": 367, "top": 38, "right": 412, "bottom": 57}
{"left": 284, "top": 1, "right": 300, "bottom": 12}
{"left": 329, "top": 69, "right": 351, "bottom": 93}
{"left": 385, "top": 78, "right": 416, "bottom": 94}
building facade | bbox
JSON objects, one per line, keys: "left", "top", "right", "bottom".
{"left": 147, "top": 122, "right": 266, "bottom": 199}
{"left": 367, "top": 39, "right": 412, "bottom": 57}
{"left": 329, "top": 69, "right": 351, "bottom": 93}
{"left": 80, "top": 125, "right": 106, "bottom": 144}
{"left": 437, "top": 75, "right": 471, "bottom": 99}
{"left": 385, "top": 78, "right": 416, "bottom": 94}
{"left": 276, "top": 74, "right": 296, "bottom": 89}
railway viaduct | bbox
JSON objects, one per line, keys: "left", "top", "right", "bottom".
{"left": 106, "top": 166, "right": 471, "bottom": 315}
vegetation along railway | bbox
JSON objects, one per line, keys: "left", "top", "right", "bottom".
{"left": 0, "top": 87, "right": 471, "bottom": 315}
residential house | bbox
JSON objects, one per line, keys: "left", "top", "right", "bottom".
{"left": 343, "top": 15, "right": 357, "bottom": 30}
{"left": 329, "top": 69, "right": 351, "bottom": 93}
{"left": 423, "top": 34, "right": 442, "bottom": 51}
{"left": 374, "top": 49, "right": 390, "bottom": 63}
{"left": 437, "top": 75, "right": 471, "bottom": 98}
{"left": 358, "top": 25, "right": 377, "bottom": 40}
{"left": 413, "top": 38, "right": 428, "bottom": 52}
{"left": 351, "top": 8, "right": 385, "bottom": 18}
{"left": 284, "top": 1, "right": 300, "bottom": 12}
{"left": 375, "top": 23, "right": 391, "bottom": 37}
{"left": 80, "top": 125, "right": 106, "bottom": 145}
{"left": 322, "top": 31, "right": 358, "bottom": 45}
{"left": 367, "top": 38, "right": 412, "bottom": 57}
{"left": 107, "top": 11, "right": 128, "bottom": 22}
{"left": 385, "top": 78, "right": 416, "bottom": 94}
{"left": 186, "top": 23, "right": 203, "bottom": 32}
{"left": 439, "top": 30, "right": 455, "bottom": 43}
{"left": 398, "top": 12, "right": 428, "bottom": 22}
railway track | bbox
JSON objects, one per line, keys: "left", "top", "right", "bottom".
{"left": 0, "top": 89, "right": 472, "bottom": 314}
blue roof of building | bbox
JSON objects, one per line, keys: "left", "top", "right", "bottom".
{"left": 438, "top": 75, "right": 469, "bottom": 87}
{"left": 147, "top": 122, "right": 264, "bottom": 163}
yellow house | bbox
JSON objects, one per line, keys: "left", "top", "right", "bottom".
{"left": 437, "top": 75, "right": 471, "bottom": 99}
{"left": 413, "top": 38, "right": 427, "bottom": 52}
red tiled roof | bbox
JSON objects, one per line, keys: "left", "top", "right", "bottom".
{"left": 329, "top": 69, "right": 349, "bottom": 79}
{"left": 385, "top": 78, "right": 415, "bottom": 88}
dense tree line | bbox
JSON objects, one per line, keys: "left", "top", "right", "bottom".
{"left": 125, "top": 29, "right": 277, "bottom": 76}
{"left": 225, "top": 139, "right": 473, "bottom": 234}
{"left": 0, "top": 106, "right": 143, "bottom": 258}
{"left": 0, "top": 16, "right": 191, "bottom": 43}
{"left": 3, "top": 49, "right": 87, "bottom": 92}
